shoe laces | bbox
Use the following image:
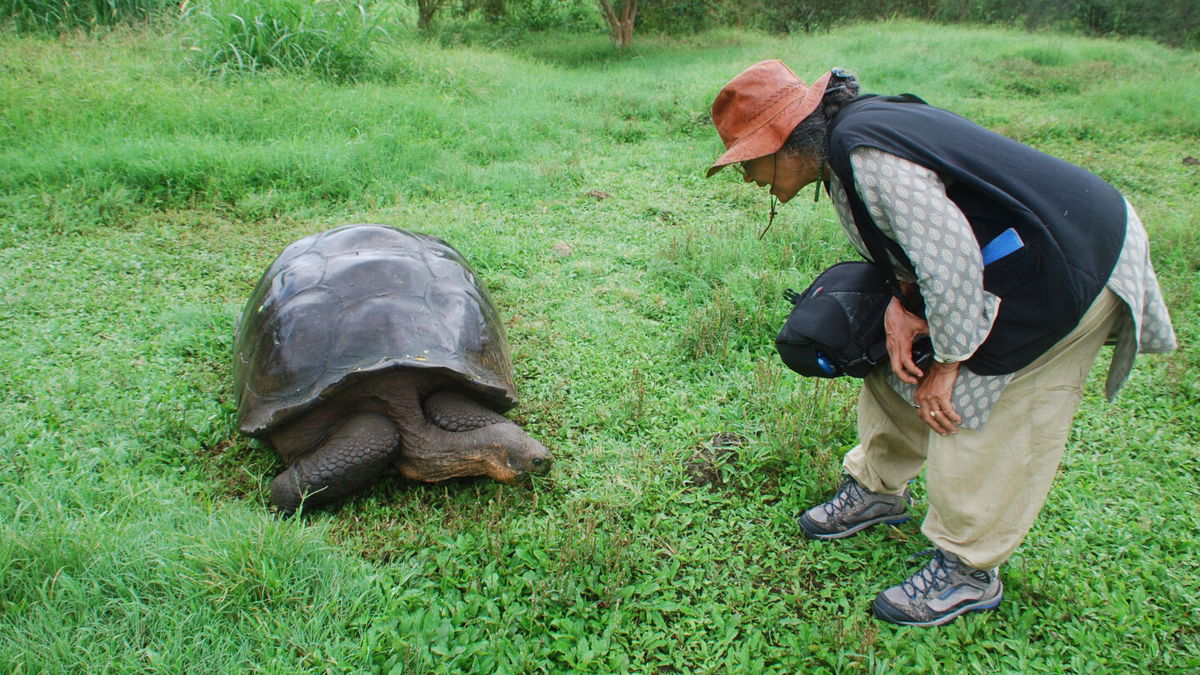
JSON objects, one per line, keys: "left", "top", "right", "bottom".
{"left": 821, "top": 476, "right": 865, "bottom": 518}
{"left": 899, "top": 549, "right": 955, "bottom": 600}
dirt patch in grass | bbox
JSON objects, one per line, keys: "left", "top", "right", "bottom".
{"left": 684, "top": 431, "right": 745, "bottom": 487}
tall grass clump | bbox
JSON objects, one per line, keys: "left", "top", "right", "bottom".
{"left": 0, "top": 0, "right": 175, "bottom": 32}
{"left": 180, "top": 0, "right": 391, "bottom": 80}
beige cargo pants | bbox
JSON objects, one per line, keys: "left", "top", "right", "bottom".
{"left": 842, "top": 288, "right": 1123, "bottom": 570}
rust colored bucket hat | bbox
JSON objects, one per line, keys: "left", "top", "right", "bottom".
{"left": 706, "top": 61, "right": 832, "bottom": 177}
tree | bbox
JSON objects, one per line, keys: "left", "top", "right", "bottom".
{"left": 417, "top": 0, "right": 446, "bottom": 29}
{"left": 596, "top": 0, "right": 637, "bottom": 47}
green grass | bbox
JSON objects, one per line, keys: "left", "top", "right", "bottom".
{"left": 1, "top": 18, "right": 1198, "bottom": 672}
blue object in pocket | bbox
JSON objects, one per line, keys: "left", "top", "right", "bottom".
{"left": 981, "top": 228, "right": 1024, "bottom": 265}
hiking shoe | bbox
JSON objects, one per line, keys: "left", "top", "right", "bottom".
{"left": 798, "top": 475, "right": 911, "bottom": 540}
{"left": 872, "top": 549, "right": 1003, "bottom": 627}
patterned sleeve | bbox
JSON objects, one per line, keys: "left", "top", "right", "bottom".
{"left": 848, "top": 146, "right": 1001, "bottom": 362}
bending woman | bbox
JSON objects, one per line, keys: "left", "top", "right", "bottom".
{"left": 706, "top": 60, "right": 1176, "bottom": 627}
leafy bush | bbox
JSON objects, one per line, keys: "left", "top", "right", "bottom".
{"left": 636, "top": 0, "right": 718, "bottom": 34}
{"left": 0, "top": 0, "right": 176, "bottom": 32}
{"left": 451, "top": 0, "right": 597, "bottom": 34}
{"left": 756, "top": 0, "right": 1199, "bottom": 49}
{"left": 443, "top": 0, "right": 1188, "bottom": 48}
{"left": 928, "top": 0, "right": 1198, "bottom": 46}
{"left": 507, "top": 0, "right": 595, "bottom": 31}
{"left": 1068, "top": 0, "right": 1198, "bottom": 44}
{"left": 179, "top": 0, "right": 392, "bottom": 80}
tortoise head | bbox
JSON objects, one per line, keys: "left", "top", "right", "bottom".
{"left": 396, "top": 390, "right": 552, "bottom": 485}
{"left": 478, "top": 427, "right": 553, "bottom": 485}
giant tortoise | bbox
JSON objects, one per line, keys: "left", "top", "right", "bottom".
{"left": 233, "top": 224, "right": 551, "bottom": 513}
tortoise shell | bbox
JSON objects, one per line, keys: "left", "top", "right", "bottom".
{"left": 233, "top": 224, "right": 517, "bottom": 436}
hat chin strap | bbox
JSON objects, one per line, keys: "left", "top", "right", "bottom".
{"left": 757, "top": 152, "right": 780, "bottom": 240}
{"left": 758, "top": 155, "right": 826, "bottom": 240}
{"left": 757, "top": 195, "right": 778, "bottom": 240}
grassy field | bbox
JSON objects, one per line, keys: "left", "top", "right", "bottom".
{"left": 1, "top": 17, "right": 1198, "bottom": 672}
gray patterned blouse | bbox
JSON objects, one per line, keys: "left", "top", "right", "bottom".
{"left": 828, "top": 146, "right": 1177, "bottom": 430}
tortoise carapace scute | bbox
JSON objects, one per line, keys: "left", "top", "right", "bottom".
{"left": 234, "top": 225, "right": 516, "bottom": 436}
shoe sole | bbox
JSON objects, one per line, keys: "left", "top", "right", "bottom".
{"left": 872, "top": 582, "right": 1004, "bottom": 627}
{"left": 799, "top": 513, "right": 910, "bottom": 540}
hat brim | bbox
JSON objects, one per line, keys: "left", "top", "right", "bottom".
{"left": 706, "top": 70, "right": 833, "bottom": 178}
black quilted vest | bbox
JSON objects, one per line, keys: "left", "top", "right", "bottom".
{"left": 826, "top": 94, "right": 1125, "bottom": 375}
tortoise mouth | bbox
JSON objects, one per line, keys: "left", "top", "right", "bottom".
{"left": 494, "top": 454, "right": 553, "bottom": 485}
{"left": 529, "top": 456, "right": 552, "bottom": 474}
{"left": 520, "top": 457, "right": 553, "bottom": 481}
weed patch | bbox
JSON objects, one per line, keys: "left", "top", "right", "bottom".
{"left": 179, "top": 0, "right": 391, "bottom": 80}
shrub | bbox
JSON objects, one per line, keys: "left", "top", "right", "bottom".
{"left": 876, "top": 0, "right": 1197, "bottom": 48}
{"left": 603, "top": 0, "right": 1200, "bottom": 49}
{"left": 508, "top": 0, "right": 595, "bottom": 32}
{"left": 179, "top": 0, "right": 391, "bottom": 80}
{"left": 451, "top": 0, "right": 597, "bottom": 34}
{"left": 0, "top": 0, "right": 177, "bottom": 32}
{"left": 636, "top": 0, "right": 718, "bottom": 34}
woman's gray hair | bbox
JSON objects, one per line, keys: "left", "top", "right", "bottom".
{"left": 782, "top": 68, "right": 860, "bottom": 161}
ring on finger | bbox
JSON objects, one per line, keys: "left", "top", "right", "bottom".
{"left": 930, "top": 410, "right": 940, "bottom": 417}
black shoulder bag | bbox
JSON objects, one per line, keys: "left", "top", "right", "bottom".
{"left": 775, "top": 224, "right": 931, "bottom": 379}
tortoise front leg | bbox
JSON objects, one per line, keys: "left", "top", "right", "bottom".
{"left": 271, "top": 412, "right": 400, "bottom": 514}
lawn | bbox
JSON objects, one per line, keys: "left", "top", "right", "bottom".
{"left": 0, "top": 17, "right": 1197, "bottom": 672}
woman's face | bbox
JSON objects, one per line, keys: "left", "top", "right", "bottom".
{"left": 739, "top": 152, "right": 822, "bottom": 203}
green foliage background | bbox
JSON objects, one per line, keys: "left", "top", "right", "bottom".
{"left": 2, "top": 0, "right": 1197, "bottom": 49}
{"left": 0, "top": 15, "right": 1198, "bottom": 673}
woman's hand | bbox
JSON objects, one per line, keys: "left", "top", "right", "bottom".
{"left": 914, "top": 361, "right": 962, "bottom": 435}
{"left": 884, "top": 290, "right": 962, "bottom": 434}
{"left": 884, "top": 295, "right": 929, "bottom": 385}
